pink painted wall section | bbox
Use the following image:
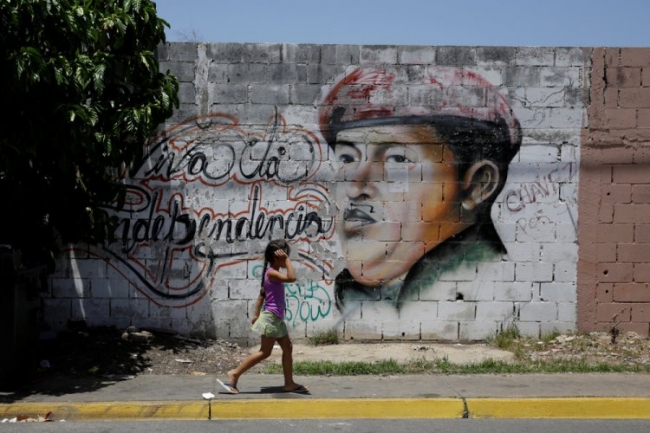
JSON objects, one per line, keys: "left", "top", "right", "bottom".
{"left": 578, "top": 47, "right": 650, "bottom": 336}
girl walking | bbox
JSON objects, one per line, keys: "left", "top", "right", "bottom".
{"left": 217, "top": 239, "right": 309, "bottom": 394}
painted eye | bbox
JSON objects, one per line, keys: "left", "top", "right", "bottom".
{"left": 337, "top": 153, "right": 356, "bottom": 163}
{"left": 386, "top": 154, "right": 411, "bottom": 163}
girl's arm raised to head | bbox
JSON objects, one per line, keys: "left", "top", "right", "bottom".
{"left": 267, "top": 250, "right": 296, "bottom": 283}
{"left": 283, "top": 255, "right": 296, "bottom": 282}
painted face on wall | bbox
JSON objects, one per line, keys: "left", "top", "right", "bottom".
{"left": 334, "top": 124, "right": 470, "bottom": 287}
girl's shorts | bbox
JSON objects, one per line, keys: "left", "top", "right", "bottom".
{"left": 251, "top": 311, "right": 288, "bottom": 338}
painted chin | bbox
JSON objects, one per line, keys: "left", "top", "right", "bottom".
{"left": 349, "top": 261, "right": 408, "bottom": 287}
{"left": 347, "top": 262, "right": 381, "bottom": 287}
{"left": 347, "top": 244, "right": 418, "bottom": 287}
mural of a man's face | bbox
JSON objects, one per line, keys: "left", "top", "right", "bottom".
{"left": 334, "top": 124, "right": 471, "bottom": 287}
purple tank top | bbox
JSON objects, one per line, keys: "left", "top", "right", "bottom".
{"left": 263, "top": 267, "right": 286, "bottom": 319}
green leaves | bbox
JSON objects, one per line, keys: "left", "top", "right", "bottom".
{"left": 0, "top": 0, "right": 179, "bottom": 266}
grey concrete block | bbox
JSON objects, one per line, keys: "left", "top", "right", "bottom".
{"left": 291, "top": 84, "right": 322, "bottom": 105}
{"left": 321, "top": 44, "right": 361, "bottom": 65}
{"left": 477, "top": 47, "right": 516, "bottom": 65}
{"left": 516, "top": 47, "right": 555, "bottom": 66}
{"left": 42, "top": 298, "right": 71, "bottom": 330}
{"left": 282, "top": 44, "right": 321, "bottom": 63}
{"left": 436, "top": 46, "right": 477, "bottom": 66}
{"left": 555, "top": 47, "right": 585, "bottom": 67}
{"left": 307, "top": 64, "right": 348, "bottom": 84}
{"left": 564, "top": 86, "right": 582, "bottom": 107}
{"left": 437, "top": 301, "right": 477, "bottom": 320}
{"left": 541, "top": 67, "right": 582, "bottom": 87}
{"left": 250, "top": 84, "right": 291, "bottom": 104}
{"left": 547, "top": 107, "right": 584, "bottom": 129}
{"left": 168, "top": 104, "right": 202, "bottom": 123}
{"left": 459, "top": 320, "right": 499, "bottom": 340}
{"left": 155, "top": 43, "right": 170, "bottom": 61}
{"left": 166, "top": 42, "right": 199, "bottom": 62}
{"left": 525, "top": 87, "right": 566, "bottom": 108}
{"left": 208, "top": 63, "right": 229, "bottom": 83}
{"left": 471, "top": 65, "right": 506, "bottom": 87}
{"left": 178, "top": 82, "right": 196, "bottom": 102}
{"left": 206, "top": 104, "right": 240, "bottom": 120}
{"left": 207, "top": 42, "right": 282, "bottom": 64}
{"left": 405, "top": 65, "right": 427, "bottom": 81}
{"left": 360, "top": 45, "right": 399, "bottom": 64}
{"left": 409, "top": 84, "right": 445, "bottom": 106}
{"left": 267, "top": 63, "right": 300, "bottom": 83}
{"left": 504, "top": 66, "right": 542, "bottom": 87}
{"left": 296, "top": 64, "right": 309, "bottom": 83}
{"left": 398, "top": 46, "right": 436, "bottom": 65}
{"left": 421, "top": 320, "right": 459, "bottom": 340}
{"left": 287, "top": 139, "right": 318, "bottom": 161}
{"left": 236, "top": 104, "right": 284, "bottom": 125}
{"left": 279, "top": 107, "right": 320, "bottom": 129}
{"left": 212, "top": 83, "right": 249, "bottom": 104}
{"left": 519, "top": 301, "right": 558, "bottom": 322}
{"left": 228, "top": 63, "right": 269, "bottom": 83}
{"left": 159, "top": 61, "right": 195, "bottom": 82}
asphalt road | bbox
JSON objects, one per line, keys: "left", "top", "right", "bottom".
{"left": 2, "top": 419, "right": 650, "bottom": 432}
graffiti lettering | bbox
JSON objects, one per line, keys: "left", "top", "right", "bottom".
{"left": 250, "top": 265, "right": 332, "bottom": 326}
{"left": 116, "top": 190, "right": 196, "bottom": 254}
{"left": 116, "top": 184, "right": 333, "bottom": 256}
{"left": 90, "top": 110, "right": 336, "bottom": 307}
{"left": 285, "top": 280, "right": 332, "bottom": 327}
{"left": 505, "top": 162, "right": 575, "bottom": 213}
{"left": 135, "top": 112, "right": 321, "bottom": 186}
{"left": 143, "top": 142, "right": 235, "bottom": 185}
{"left": 517, "top": 211, "right": 553, "bottom": 235}
{"left": 194, "top": 185, "right": 333, "bottom": 258}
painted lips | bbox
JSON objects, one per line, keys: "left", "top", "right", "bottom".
{"left": 342, "top": 206, "right": 376, "bottom": 233}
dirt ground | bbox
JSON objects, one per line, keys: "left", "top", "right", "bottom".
{"left": 33, "top": 325, "right": 650, "bottom": 380}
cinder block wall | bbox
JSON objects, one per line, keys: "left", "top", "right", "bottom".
{"left": 41, "top": 43, "right": 649, "bottom": 342}
{"left": 578, "top": 48, "right": 650, "bottom": 336}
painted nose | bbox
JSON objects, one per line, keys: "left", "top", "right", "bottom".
{"left": 345, "top": 161, "right": 377, "bottom": 199}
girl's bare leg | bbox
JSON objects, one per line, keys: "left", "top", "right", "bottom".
{"left": 276, "top": 335, "right": 306, "bottom": 391}
{"left": 227, "top": 335, "right": 275, "bottom": 387}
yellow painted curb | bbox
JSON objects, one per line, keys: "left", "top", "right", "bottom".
{"left": 213, "top": 398, "right": 464, "bottom": 419}
{"left": 467, "top": 398, "right": 650, "bottom": 419}
{"left": 0, "top": 401, "right": 209, "bottom": 421}
{"left": 0, "top": 399, "right": 464, "bottom": 420}
{"left": 2, "top": 398, "right": 650, "bottom": 421}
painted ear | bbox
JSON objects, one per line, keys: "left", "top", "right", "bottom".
{"left": 461, "top": 160, "right": 500, "bottom": 211}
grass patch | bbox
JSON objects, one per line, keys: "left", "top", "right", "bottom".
{"left": 307, "top": 329, "right": 339, "bottom": 346}
{"left": 263, "top": 357, "right": 650, "bottom": 376}
{"left": 541, "top": 330, "right": 561, "bottom": 344}
{"left": 486, "top": 324, "right": 528, "bottom": 360}
{"left": 267, "top": 327, "right": 650, "bottom": 376}
{"left": 488, "top": 324, "right": 521, "bottom": 350}
{"left": 265, "top": 359, "right": 405, "bottom": 375}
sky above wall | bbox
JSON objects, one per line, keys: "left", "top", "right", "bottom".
{"left": 155, "top": 0, "right": 649, "bottom": 47}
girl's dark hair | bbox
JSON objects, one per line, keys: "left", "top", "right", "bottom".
{"left": 260, "top": 239, "right": 290, "bottom": 288}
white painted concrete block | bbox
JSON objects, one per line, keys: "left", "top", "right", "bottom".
{"left": 420, "top": 320, "right": 458, "bottom": 340}
{"left": 515, "top": 262, "right": 554, "bottom": 282}
{"left": 438, "top": 301, "right": 476, "bottom": 321}
{"left": 518, "top": 301, "right": 558, "bottom": 322}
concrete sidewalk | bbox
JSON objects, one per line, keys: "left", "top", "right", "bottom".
{"left": 1, "top": 373, "right": 650, "bottom": 421}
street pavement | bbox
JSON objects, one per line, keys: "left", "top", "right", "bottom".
{"left": 1, "top": 373, "right": 650, "bottom": 421}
